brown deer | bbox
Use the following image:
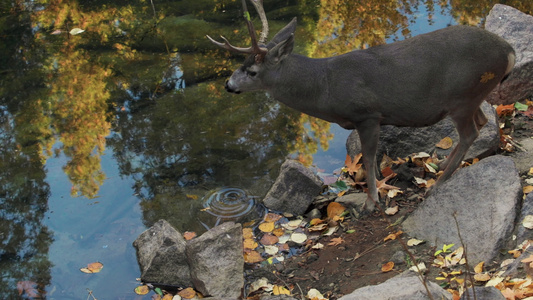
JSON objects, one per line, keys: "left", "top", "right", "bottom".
{"left": 207, "top": 0, "right": 515, "bottom": 211}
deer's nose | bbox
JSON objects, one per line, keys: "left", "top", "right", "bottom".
{"left": 225, "top": 80, "right": 241, "bottom": 94}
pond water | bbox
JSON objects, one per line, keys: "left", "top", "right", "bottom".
{"left": 1, "top": 0, "right": 531, "bottom": 298}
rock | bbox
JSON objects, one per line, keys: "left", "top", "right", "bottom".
{"left": 260, "top": 296, "right": 298, "bottom": 300}
{"left": 132, "top": 219, "right": 191, "bottom": 286}
{"left": 186, "top": 222, "right": 244, "bottom": 298}
{"left": 263, "top": 160, "right": 323, "bottom": 215}
{"left": 338, "top": 271, "right": 451, "bottom": 300}
{"left": 346, "top": 101, "right": 499, "bottom": 162}
{"left": 460, "top": 286, "right": 505, "bottom": 300}
{"left": 402, "top": 156, "right": 522, "bottom": 264}
{"left": 486, "top": 4, "right": 533, "bottom": 105}
{"left": 515, "top": 192, "right": 533, "bottom": 245}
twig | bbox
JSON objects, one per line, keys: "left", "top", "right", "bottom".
{"left": 86, "top": 288, "right": 97, "bottom": 300}
{"left": 452, "top": 212, "right": 476, "bottom": 300}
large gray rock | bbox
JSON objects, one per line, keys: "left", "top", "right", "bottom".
{"left": 346, "top": 101, "right": 499, "bottom": 161}
{"left": 186, "top": 222, "right": 244, "bottom": 298}
{"left": 132, "top": 219, "right": 191, "bottom": 286}
{"left": 338, "top": 272, "right": 451, "bottom": 300}
{"left": 263, "top": 160, "right": 323, "bottom": 215}
{"left": 403, "top": 155, "right": 522, "bottom": 264}
{"left": 460, "top": 286, "right": 505, "bottom": 300}
{"left": 514, "top": 192, "right": 533, "bottom": 246}
{"left": 486, "top": 4, "right": 533, "bottom": 105}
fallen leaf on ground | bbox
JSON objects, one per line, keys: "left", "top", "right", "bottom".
{"left": 474, "top": 273, "right": 491, "bottom": 282}
{"left": 345, "top": 153, "right": 363, "bottom": 176}
{"left": 327, "top": 202, "right": 346, "bottom": 218}
{"left": 524, "top": 186, "right": 533, "bottom": 194}
{"left": 381, "top": 261, "right": 394, "bottom": 272}
{"left": 474, "top": 261, "right": 485, "bottom": 273}
{"left": 384, "top": 231, "right": 403, "bottom": 241}
{"left": 328, "top": 237, "right": 345, "bottom": 246}
{"left": 178, "top": 287, "right": 196, "bottom": 299}
{"left": 436, "top": 137, "right": 453, "bottom": 149}
{"left": 307, "top": 288, "right": 327, "bottom": 300}
{"left": 385, "top": 206, "right": 399, "bottom": 215}
{"left": 407, "top": 238, "right": 424, "bottom": 246}
{"left": 273, "top": 285, "right": 290, "bottom": 295}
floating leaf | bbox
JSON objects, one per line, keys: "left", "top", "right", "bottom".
{"left": 436, "top": 137, "right": 453, "bottom": 149}
{"left": 134, "top": 285, "right": 150, "bottom": 295}
{"left": 264, "top": 213, "right": 282, "bottom": 222}
{"left": 259, "top": 222, "right": 275, "bottom": 233}
{"left": 381, "top": 262, "right": 394, "bottom": 272}
{"left": 272, "top": 228, "right": 285, "bottom": 237}
{"left": 243, "top": 238, "right": 258, "bottom": 249}
{"left": 80, "top": 262, "right": 103, "bottom": 273}
{"left": 17, "top": 281, "right": 41, "bottom": 298}
{"left": 244, "top": 250, "right": 263, "bottom": 263}
{"left": 290, "top": 232, "right": 307, "bottom": 244}
{"left": 282, "top": 219, "right": 303, "bottom": 230}
{"left": 260, "top": 233, "right": 279, "bottom": 245}
{"left": 243, "top": 228, "right": 254, "bottom": 239}
{"left": 524, "top": 186, "right": 533, "bottom": 195}
{"left": 264, "top": 245, "right": 278, "bottom": 255}
{"left": 69, "top": 28, "right": 85, "bottom": 35}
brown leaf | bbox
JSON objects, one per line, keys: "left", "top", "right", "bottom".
{"left": 134, "top": 285, "right": 150, "bottom": 295}
{"left": 17, "top": 281, "right": 42, "bottom": 298}
{"left": 345, "top": 153, "right": 363, "bottom": 176}
{"left": 244, "top": 250, "right": 263, "bottom": 263}
{"left": 264, "top": 213, "right": 282, "bottom": 222}
{"left": 381, "top": 262, "right": 394, "bottom": 272}
{"left": 496, "top": 104, "right": 515, "bottom": 117}
{"left": 436, "top": 137, "right": 453, "bottom": 149}
{"left": 384, "top": 230, "right": 403, "bottom": 241}
{"left": 328, "top": 237, "right": 345, "bottom": 246}
{"left": 183, "top": 231, "right": 196, "bottom": 240}
{"left": 260, "top": 233, "right": 279, "bottom": 245}
{"left": 81, "top": 262, "right": 103, "bottom": 273}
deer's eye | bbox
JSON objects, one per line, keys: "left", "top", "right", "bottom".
{"left": 248, "top": 71, "right": 257, "bottom": 77}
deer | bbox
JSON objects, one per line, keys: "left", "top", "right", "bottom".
{"left": 207, "top": 0, "right": 516, "bottom": 212}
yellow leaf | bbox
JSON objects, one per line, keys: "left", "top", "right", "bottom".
{"left": 259, "top": 222, "right": 275, "bottom": 233}
{"left": 134, "top": 285, "right": 150, "bottom": 295}
{"left": 244, "top": 250, "right": 263, "bottom": 263}
{"left": 81, "top": 262, "right": 103, "bottom": 273}
{"left": 243, "top": 228, "right": 254, "bottom": 239}
{"left": 186, "top": 194, "right": 199, "bottom": 200}
{"left": 381, "top": 261, "right": 394, "bottom": 272}
{"left": 436, "top": 137, "right": 453, "bottom": 149}
{"left": 474, "top": 261, "right": 484, "bottom": 274}
{"left": 310, "top": 218, "right": 324, "bottom": 226}
{"left": 272, "top": 228, "right": 285, "bottom": 237}
{"left": 243, "top": 238, "right": 258, "bottom": 250}
{"left": 273, "top": 285, "right": 291, "bottom": 295}
{"left": 524, "top": 186, "right": 533, "bottom": 194}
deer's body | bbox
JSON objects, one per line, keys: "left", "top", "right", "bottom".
{"left": 209, "top": 7, "right": 515, "bottom": 211}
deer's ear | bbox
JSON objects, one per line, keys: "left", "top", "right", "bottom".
{"left": 267, "top": 18, "right": 297, "bottom": 48}
{"left": 266, "top": 34, "right": 294, "bottom": 63}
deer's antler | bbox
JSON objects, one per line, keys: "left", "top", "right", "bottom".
{"left": 206, "top": 0, "right": 268, "bottom": 62}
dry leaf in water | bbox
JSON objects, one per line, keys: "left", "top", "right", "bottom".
{"left": 381, "top": 261, "right": 394, "bottom": 272}
{"left": 244, "top": 250, "right": 263, "bottom": 263}
{"left": 243, "top": 227, "right": 254, "bottom": 239}
{"left": 264, "top": 213, "right": 282, "bottom": 222}
{"left": 259, "top": 222, "right": 275, "bottom": 233}
{"left": 260, "top": 233, "right": 279, "bottom": 245}
{"left": 290, "top": 232, "right": 307, "bottom": 244}
{"left": 80, "top": 262, "right": 103, "bottom": 273}
{"left": 244, "top": 238, "right": 258, "bottom": 249}
{"left": 134, "top": 285, "right": 150, "bottom": 295}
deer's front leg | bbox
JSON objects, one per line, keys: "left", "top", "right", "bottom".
{"left": 355, "top": 119, "right": 381, "bottom": 211}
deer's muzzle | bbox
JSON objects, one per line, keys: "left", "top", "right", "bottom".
{"left": 225, "top": 80, "right": 241, "bottom": 94}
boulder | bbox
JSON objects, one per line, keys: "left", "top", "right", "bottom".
{"left": 132, "top": 219, "right": 191, "bottom": 286}
{"left": 402, "top": 156, "right": 522, "bottom": 264}
{"left": 346, "top": 101, "right": 499, "bottom": 162}
{"left": 486, "top": 4, "right": 533, "bottom": 105}
{"left": 263, "top": 160, "right": 323, "bottom": 215}
{"left": 338, "top": 272, "right": 451, "bottom": 300}
{"left": 186, "top": 222, "right": 244, "bottom": 298}
{"left": 460, "top": 286, "right": 505, "bottom": 300}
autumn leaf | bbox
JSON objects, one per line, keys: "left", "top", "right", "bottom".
{"left": 345, "top": 153, "right": 363, "bottom": 176}
{"left": 496, "top": 104, "right": 515, "bottom": 117}
{"left": 436, "top": 137, "right": 453, "bottom": 149}
{"left": 407, "top": 238, "right": 424, "bottom": 246}
{"left": 381, "top": 261, "right": 394, "bottom": 272}
{"left": 243, "top": 227, "right": 254, "bottom": 239}
{"left": 385, "top": 206, "right": 399, "bottom": 215}
{"left": 273, "top": 285, "right": 291, "bottom": 295}
{"left": 264, "top": 213, "right": 282, "bottom": 222}
{"left": 244, "top": 238, "right": 258, "bottom": 249}
{"left": 260, "top": 233, "right": 279, "bottom": 245}
{"left": 474, "top": 261, "right": 485, "bottom": 273}
{"left": 328, "top": 237, "right": 344, "bottom": 246}
{"left": 183, "top": 231, "right": 196, "bottom": 240}
{"left": 80, "top": 262, "right": 103, "bottom": 273}
{"left": 244, "top": 250, "right": 263, "bottom": 263}
{"left": 17, "top": 281, "right": 42, "bottom": 298}
{"left": 272, "top": 228, "right": 285, "bottom": 237}
{"left": 259, "top": 222, "right": 275, "bottom": 233}
{"left": 376, "top": 173, "right": 401, "bottom": 197}
{"left": 134, "top": 285, "right": 150, "bottom": 295}
{"left": 290, "top": 232, "right": 307, "bottom": 244}
{"left": 384, "top": 230, "right": 403, "bottom": 241}
{"left": 327, "top": 202, "right": 346, "bottom": 218}
{"left": 178, "top": 287, "right": 196, "bottom": 299}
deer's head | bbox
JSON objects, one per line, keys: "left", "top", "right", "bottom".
{"left": 206, "top": 0, "right": 297, "bottom": 94}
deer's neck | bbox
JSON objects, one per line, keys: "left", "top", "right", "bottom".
{"left": 265, "top": 54, "right": 330, "bottom": 117}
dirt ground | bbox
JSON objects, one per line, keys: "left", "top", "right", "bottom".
{"left": 245, "top": 111, "right": 533, "bottom": 300}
